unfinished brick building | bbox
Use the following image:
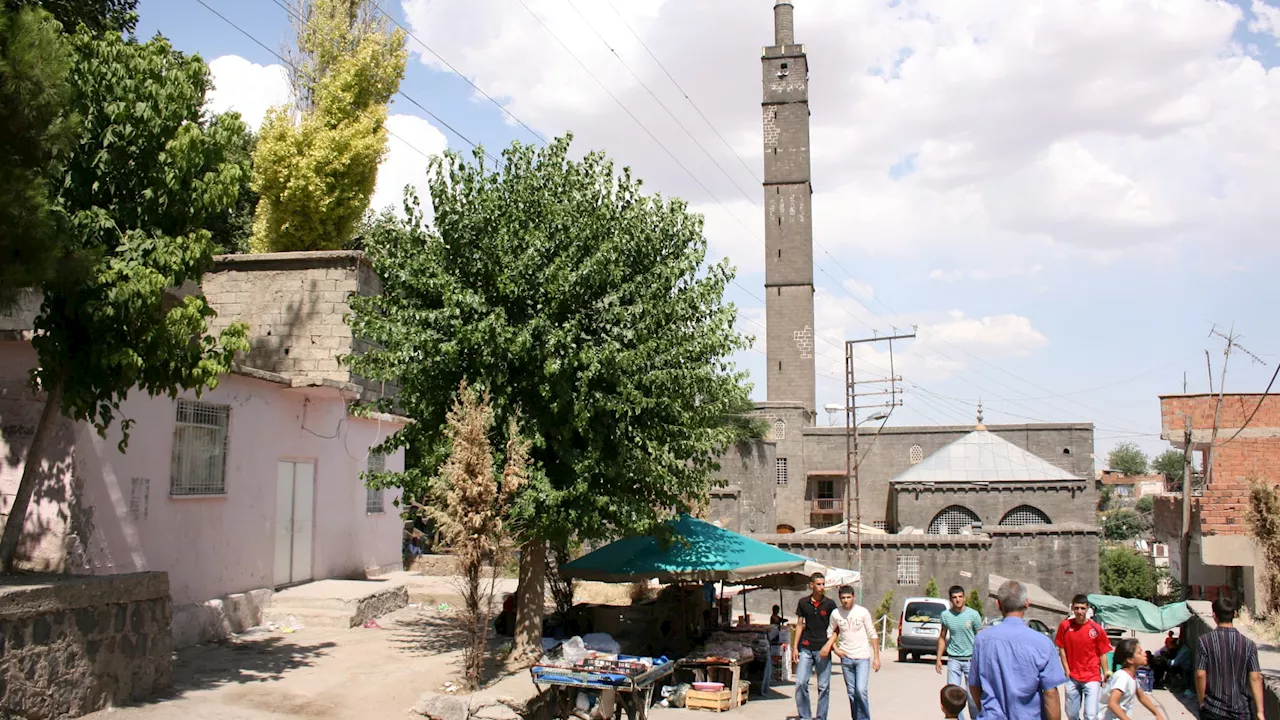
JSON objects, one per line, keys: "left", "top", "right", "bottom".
{"left": 1152, "top": 393, "right": 1280, "bottom": 609}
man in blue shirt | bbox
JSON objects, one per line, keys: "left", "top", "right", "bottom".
{"left": 970, "top": 580, "right": 1065, "bottom": 720}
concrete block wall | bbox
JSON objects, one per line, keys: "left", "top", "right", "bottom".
{"left": 764, "top": 184, "right": 813, "bottom": 286}
{"left": 764, "top": 287, "right": 816, "bottom": 412}
{"left": 750, "top": 403, "right": 811, "bottom": 531}
{"left": 761, "top": 104, "right": 811, "bottom": 183}
{"left": 0, "top": 572, "right": 172, "bottom": 718}
{"left": 202, "top": 251, "right": 388, "bottom": 397}
{"left": 987, "top": 529, "right": 1099, "bottom": 607}
{"left": 707, "top": 439, "right": 777, "bottom": 535}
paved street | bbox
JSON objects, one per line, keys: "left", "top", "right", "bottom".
{"left": 652, "top": 652, "right": 1199, "bottom": 720}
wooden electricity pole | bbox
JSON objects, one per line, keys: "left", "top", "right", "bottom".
{"left": 1180, "top": 414, "right": 1193, "bottom": 600}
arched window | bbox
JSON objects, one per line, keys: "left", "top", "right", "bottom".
{"left": 928, "top": 506, "right": 981, "bottom": 535}
{"left": 998, "top": 505, "right": 1051, "bottom": 527}
{"left": 772, "top": 419, "right": 786, "bottom": 440}
{"left": 909, "top": 444, "right": 924, "bottom": 465}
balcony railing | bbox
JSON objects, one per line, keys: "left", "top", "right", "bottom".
{"left": 811, "top": 497, "right": 844, "bottom": 514}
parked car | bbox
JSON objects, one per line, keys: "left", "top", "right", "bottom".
{"left": 981, "top": 615, "right": 1056, "bottom": 640}
{"left": 897, "top": 597, "right": 949, "bottom": 662}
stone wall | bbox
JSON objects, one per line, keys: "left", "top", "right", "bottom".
{"left": 0, "top": 572, "right": 172, "bottom": 718}
{"left": 892, "top": 482, "right": 1091, "bottom": 532}
{"left": 202, "top": 250, "right": 390, "bottom": 398}
{"left": 754, "top": 534, "right": 991, "bottom": 620}
{"left": 706, "top": 440, "right": 776, "bottom": 534}
{"left": 986, "top": 527, "right": 1099, "bottom": 606}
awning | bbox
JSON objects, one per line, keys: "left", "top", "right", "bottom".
{"left": 1087, "top": 594, "right": 1191, "bottom": 633}
{"left": 560, "top": 515, "right": 811, "bottom": 584}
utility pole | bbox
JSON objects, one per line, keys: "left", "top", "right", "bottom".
{"left": 1204, "top": 324, "right": 1263, "bottom": 491}
{"left": 1180, "top": 414, "right": 1193, "bottom": 600}
{"left": 845, "top": 329, "right": 915, "bottom": 603}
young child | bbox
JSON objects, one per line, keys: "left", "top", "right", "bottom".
{"left": 941, "top": 684, "right": 968, "bottom": 719}
{"left": 1101, "top": 638, "right": 1167, "bottom": 720}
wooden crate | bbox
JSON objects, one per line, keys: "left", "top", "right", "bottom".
{"left": 686, "top": 682, "right": 750, "bottom": 712}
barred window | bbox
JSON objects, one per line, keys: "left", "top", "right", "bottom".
{"left": 909, "top": 444, "right": 924, "bottom": 465}
{"left": 928, "top": 505, "right": 981, "bottom": 535}
{"left": 897, "top": 555, "right": 920, "bottom": 585}
{"left": 775, "top": 457, "right": 788, "bottom": 486}
{"left": 998, "top": 505, "right": 1050, "bottom": 527}
{"left": 170, "top": 400, "right": 230, "bottom": 496}
{"left": 366, "top": 452, "right": 386, "bottom": 514}
{"left": 872, "top": 521, "right": 887, "bottom": 531}
{"left": 772, "top": 419, "right": 786, "bottom": 440}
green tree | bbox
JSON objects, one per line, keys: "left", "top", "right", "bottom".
{"left": 0, "top": 29, "right": 249, "bottom": 571}
{"left": 1098, "top": 485, "right": 1114, "bottom": 512}
{"left": 1107, "top": 441, "right": 1149, "bottom": 476}
{"left": 1246, "top": 479, "right": 1280, "bottom": 615}
{"left": 250, "top": 0, "right": 406, "bottom": 252}
{"left": 873, "top": 590, "right": 894, "bottom": 628}
{"left": 1102, "top": 509, "right": 1150, "bottom": 542}
{"left": 924, "top": 577, "right": 940, "bottom": 598}
{"left": 1100, "top": 547, "right": 1156, "bottom": 600}
{"left": 0, "top": 4, "right": 75, "bottom": 307}
{"left": 207, "top": 125, "right": 258, "bottom": 254}
{"left": 1153, "top": 450, "right": 1185, "bottom": 486}
{"left": 10, "top": 0, "right": 137, "bottom": 35}
{"left": 1136, "top": 495, "right": 1154, "bottom": 515}
{"left": 966, "top": 588, "right": 984, "bottom": 616}
{"left": 348, "top": 137, "right": 755, "bottom": 664}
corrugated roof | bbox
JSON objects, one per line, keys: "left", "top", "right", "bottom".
{"left": 890, "top": 430, "right": 1081, "bottom": 484}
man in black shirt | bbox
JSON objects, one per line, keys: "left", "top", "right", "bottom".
{"left": 1196, "top": 596, "right": 1264, "bottom": 720}
{"left": 793, "top": 572, "right": 837, "bottom": 720}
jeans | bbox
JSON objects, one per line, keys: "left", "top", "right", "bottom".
{"left": 841, "top": 657, "right": 871, "bottom": 720}
{"left": 1064, "top": 678, "right": 1101, "bottom": 720}
{"left": 946, "top": 658, "right": 977, "bottom": 720}
{"left": 794, "top": 648, "right": 832, "bottom": 720}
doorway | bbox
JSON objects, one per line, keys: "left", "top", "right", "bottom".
{"left": 275, "top": 460, "right": 315, "bottom": 587}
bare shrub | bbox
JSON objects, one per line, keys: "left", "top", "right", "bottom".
{"left": 1247, "top": 478, "right": 1280, "bottom": 616}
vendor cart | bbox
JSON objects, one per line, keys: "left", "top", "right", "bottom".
{"left": 531, "top": 659, "right": 675, "bottom": 720}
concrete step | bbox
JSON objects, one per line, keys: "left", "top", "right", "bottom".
{"left": 267, "top": 579, "right": 408, "bottom": 628}
{"left": 264, "top": 607, "right": 356, "bottom": 629}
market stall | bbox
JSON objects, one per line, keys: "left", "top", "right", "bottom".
{"left": 531, "top": 643, "right": 675, "bottom": 720}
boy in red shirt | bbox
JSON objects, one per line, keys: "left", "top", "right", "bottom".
{"left": 1056, "top": 594, "right": 1113, "bottom": 720}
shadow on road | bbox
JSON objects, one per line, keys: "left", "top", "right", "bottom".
{"left": 168, "top": 637, "right": 338, "bottom": 694}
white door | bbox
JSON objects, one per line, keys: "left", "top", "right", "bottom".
{"left": 274, "top": 460, "right": 315, "bottom": 587}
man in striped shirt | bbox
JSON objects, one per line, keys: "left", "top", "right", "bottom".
{"left": 1195, "top": 595, "right": 1264, "bottom": 720}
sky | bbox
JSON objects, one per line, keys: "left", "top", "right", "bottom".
{"left": 140, "top": 0, "right": 1280, "bottom": 466}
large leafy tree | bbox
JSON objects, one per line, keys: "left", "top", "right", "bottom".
{"left": 0, "top": 29, "right": 249, "bottom": 571}
{"left": 1107, "top": 441, "right": 1149, "bottom": 476}
{"left": 1099, "top": 547, "right": 1155, "bottom": 600}
{"left": 1152, "top": 449, "right": 1185, "bottom": 486}
{"left": 250, "top": 0, "right": 406, "bottom": 252}
{"left": 349, "top": 136, "right": 755, "bottom": 662}
{"left": 7, "top": 0, "right": 137, "bottom": 35}
{"left": 0, "top": 4, "right": 75, "bottom": 307}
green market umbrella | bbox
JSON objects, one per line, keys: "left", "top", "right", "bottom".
{"left": 560, "top": 514, "right": 811, "bottom": 584}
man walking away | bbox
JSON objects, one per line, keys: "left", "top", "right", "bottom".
{"left": 937, "top": 585, "right": 983, "bottom": 720}
{"left": 970, "top": 579, "right": 1065, "bottom": 720}
{"left": 1056, "top": 593, "right": 1113, "bottom": 720}
{"left": 825, "top": 584, "right": 880, "bottom": 719}
{"left": 1196, "top": 595, "right": 1264, "bottom": 720}
{"left": 793, "top": 572, "right": 837, "bottom": 720}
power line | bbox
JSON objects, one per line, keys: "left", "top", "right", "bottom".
{"left": 370, "top": 2, "right": 548, "bottom": 146}
{"left": 1221, "top": 361, "right": 1279, "bottom": 445}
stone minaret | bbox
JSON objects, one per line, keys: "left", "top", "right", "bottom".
{"left": 762, "top": 0, "right": 815, "bottom": 418}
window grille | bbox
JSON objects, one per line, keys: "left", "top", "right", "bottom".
{"left": 772, "top": 419, "right": 786, "bottom": 440}
{"left": 909, "top": 444, "right": 924, "bottom": 465}
{"left": 170, "top": 400, "right": 230, "bottom": 495}
{"left": 873, "top": 521, "right": 887, "bottom": 531}
{"left": 928, "top": 505, "right": 981, "bottom": 535}
{"left": 998, "top": 505, "right": 1050, "bottom": 527}
{"left": 775, "top": 457, "right": 788, "bottom": 486}
{"left": 897, "top": 555, "right": 920, "bottom": 585}
{"left": 129, "top": 478, "right": 149, "bottom": 520}
{"left": 366, "top": 452, "right": 386, "bottom": 514}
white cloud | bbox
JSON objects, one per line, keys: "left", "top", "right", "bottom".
{"left": 206, "top": 55, "right": 449, "bottom": 218}
{"left": 206, "top": 55, "right": 289, "bottom": 131}
{"left": 1250, "top": 0, "right": 1280, "bottom": 42}
{"left": 397, "top": 0, "right": 1280, "bottom": 274}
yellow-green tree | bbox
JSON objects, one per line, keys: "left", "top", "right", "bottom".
{"left": 250, "top": 0, "right": 405, "bottom": 252}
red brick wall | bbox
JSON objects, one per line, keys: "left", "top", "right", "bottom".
{"left": 1160, "top": 395, "right": 1280, "bottom": 537}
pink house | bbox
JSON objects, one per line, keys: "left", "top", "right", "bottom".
{"left": 0, "top": 252, "right": 406, "bottom": 644}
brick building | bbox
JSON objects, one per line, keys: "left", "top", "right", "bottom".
{"left": 1152, "top": 393, "right": 1280, "bottom": 608}
{"left": 701, "top": 1, "right": 1101, "bottom": 618}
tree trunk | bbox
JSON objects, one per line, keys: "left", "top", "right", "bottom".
{"left": 0, "top": 375, "right": 65, "bottom": 573}
{"left": 510, "top": 536, "right": 547, "bottom": 668}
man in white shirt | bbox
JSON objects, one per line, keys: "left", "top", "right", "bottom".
{"left": 823, "top": 585, "right": 880, "bottom": 720}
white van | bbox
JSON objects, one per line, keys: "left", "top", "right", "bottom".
{"left": 896, "top": 596, "right": 949, "bottom": 662}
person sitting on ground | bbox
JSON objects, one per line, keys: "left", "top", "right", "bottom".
{"left": 941, "top": 685, "right": 968, "bottom": 720}
{"left": 1102, "top": 638, "right": 1166, "bottom": 720}
{"left": 1164, "top": 631, "right": 1177, "bottom": 653}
